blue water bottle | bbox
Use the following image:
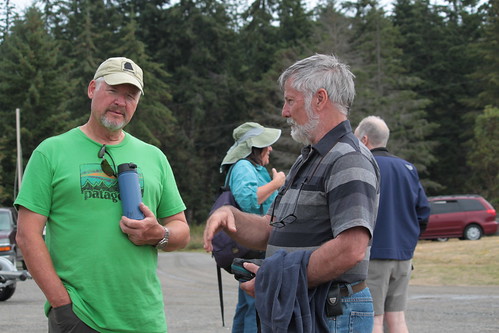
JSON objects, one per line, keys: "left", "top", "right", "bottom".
{"left": 118, "top": 163, "right": 145, "bottom": 220}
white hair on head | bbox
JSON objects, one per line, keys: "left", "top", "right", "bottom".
{"left": 278, "top": 54, "right": 355, "bottom": 116}
{"left": 355, "top": 116, "right": 390, "bottom": 147}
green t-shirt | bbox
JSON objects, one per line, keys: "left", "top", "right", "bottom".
{"left": 15, "top": 128, "right": 186, "bottom": 333}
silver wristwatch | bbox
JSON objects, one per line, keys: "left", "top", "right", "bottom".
{"left": 155, "top": 226, "right": 170, "bottom": 250}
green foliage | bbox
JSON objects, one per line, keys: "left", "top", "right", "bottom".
{"left": 466, "top": 106, "right": 499, "bottom": 207}
{"left": 393, "top": 0, "right": 485, "bottom": 194}
{"left": 469, "top": 0, "right": 499, "bottom": 108}
{"left": 345, "top": 0, "right": 438, "bottom": 187}
{"left": 0, "top": 0, "right": 494, "bottom": 224}
{"left": 0, "top": 7, "right": 73, "bottom": 205}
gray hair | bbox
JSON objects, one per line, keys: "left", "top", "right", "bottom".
{"left": 94, "top": 77, "right": 107, "bottom": 91}
{"left": 355, "top": 116, "right": 390, "bottom": 147}
{"left": 278, "top": 54, "right": 355, "bottom": 115}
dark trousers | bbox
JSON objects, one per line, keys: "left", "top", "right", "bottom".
{"left": 48, "top": 304, "right": 99, "bottom": 333}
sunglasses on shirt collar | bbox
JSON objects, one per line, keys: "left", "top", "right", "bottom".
{"left": 98, "top": 144, "right": 117, "bottom": 177}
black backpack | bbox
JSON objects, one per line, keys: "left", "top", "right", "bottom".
{"left": 209, "top": 162, "right": 264, "bottom": 273}
{"left": 209, "top": 161, "right": 265, "bottom": 326}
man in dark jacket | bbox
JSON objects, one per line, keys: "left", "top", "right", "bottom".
{"left": 355, "top": 115, "right": 430, "bottom": 333}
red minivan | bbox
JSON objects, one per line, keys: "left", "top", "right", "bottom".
{"left": 420, "top": 195, "right": 498, "bottom": 241}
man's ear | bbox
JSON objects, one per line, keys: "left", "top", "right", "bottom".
{"left": 88, "top": 80, "right": 96, "bottom": 99}
{"left": 315, "top": 88, "right": 328, "bottom": 109}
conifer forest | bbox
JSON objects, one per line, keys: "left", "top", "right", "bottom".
{"left": 0, "top": 0, "right": 498, "bottom": 225}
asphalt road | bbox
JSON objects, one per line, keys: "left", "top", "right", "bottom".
{"left": 1, "top": 251, "right": 498, "bottom": 332}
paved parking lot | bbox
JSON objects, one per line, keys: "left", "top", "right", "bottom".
{"left": 1, "top": 251, "right": 499, "bottom": 332}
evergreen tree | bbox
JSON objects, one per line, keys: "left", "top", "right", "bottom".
{"left": 276, "top": 0, "right": 313, "bottom": 46}
{"left": 470, "top": 0, "right": 499, "bottom": 108}
{"left": 0, "top": 7, "right": 72, "bottom": 205}
{"left": 0, "top": 0, "right": 18, "bottom": 42}
{"left": 344, "top": 0, "right": 437, "bottom": 185}
{"left": 393, "top": 0, "right": 484, "bottom": 194}
{"left": 146, "top": 0, "right": 247, "bottom": 223}
{"left": 238, "top": 0, "right": 280, "bottom": 81}
{"left": 52, "top": 0, "right": 125, "bottom": 125}
{"left": 466, "top": 106, "right": 499, "bottom": 206}
{"left": 111, "top": 13, "right": 175, "bottom": 149}
{"left": 311, "top": 0, "right": 354, "bottom": 57}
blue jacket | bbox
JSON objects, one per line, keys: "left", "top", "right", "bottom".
{"left": 255, "top": 250, "right": 332, "bottom": 333}
{"left": 370, "top": 148, "right": 430, "bottom": 260}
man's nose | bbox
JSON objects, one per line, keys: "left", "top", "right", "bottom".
{"left": 281, "top": 104, "right": 290, "bottom": 118}
{"left": 114, "top": 94, "right": 127, "bottom": 106}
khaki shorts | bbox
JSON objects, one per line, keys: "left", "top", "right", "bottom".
{"left": 367, "top": 259, "right": 412, "bottom": 315}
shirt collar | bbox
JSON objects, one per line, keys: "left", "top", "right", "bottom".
{"left": 309, "top": 120, "right": 352, "bottom": 157}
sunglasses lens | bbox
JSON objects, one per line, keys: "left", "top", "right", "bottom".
{"left": 101, "top": 159, "right": 115, "bottom": 177}
{"left": 282, "top": 215, "right": 296, "bottom": 225}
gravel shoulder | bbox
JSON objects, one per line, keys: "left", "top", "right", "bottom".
{"left": 2, "top": 251, "right": 498, "bottom": 332}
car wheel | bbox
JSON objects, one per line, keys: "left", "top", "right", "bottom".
{"left": 463, "top": 224, "right": 482, "bottom": 240}
{"left": 0, "top": 285, "right": 16, "bottom": 301}
{"left": 436, "top": 237, "right": 449, "bottom": 242}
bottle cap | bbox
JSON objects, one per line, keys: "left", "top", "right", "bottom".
{"left": 118, "top": 163, "right": 138, "bottom": 174}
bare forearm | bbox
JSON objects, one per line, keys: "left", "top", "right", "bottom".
{"left": 307, "top": 227, "right": 370, "bottom": 287}
{"left": 256, "top": 181, "right": 281, "bottom": 205}
{"left": 225, "top": 207, "right": 271, "bottom": 250}
{"left": 160, "top": 218, "right": 190, "bottom": 252}
{"left": 19, "top": 237, "right": 70, "bottom": 307}
{"left": 16, "top": 207, "right": 70, "bottom": 307}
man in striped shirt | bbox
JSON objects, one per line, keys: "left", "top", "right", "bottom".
{"left": 204, "top": 54, "right": 380, "bottom": 332}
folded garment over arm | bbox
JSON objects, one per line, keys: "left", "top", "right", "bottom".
{"left": 255, "top": 250, "right": 332, "bottom": 333}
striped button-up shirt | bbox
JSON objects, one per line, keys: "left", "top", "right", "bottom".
{"left": 266, "top": 120, "right": 380, "bottom": 283}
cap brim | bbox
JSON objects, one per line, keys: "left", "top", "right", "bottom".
{"left": 103, "top": 73, "right": 144, "bottom": 95}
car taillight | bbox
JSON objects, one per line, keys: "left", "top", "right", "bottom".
{"left": 486, "top": 209, "right": 496, "bottom": 217}
{"left": 0, "top": 245, "right": 12, "bottom": 252}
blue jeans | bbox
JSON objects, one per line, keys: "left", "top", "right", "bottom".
{"left": 232, "top": 287, "right": 258, "bottom": 333}
{"left": 326, "top": 287, "right": 374, "bottom": 333}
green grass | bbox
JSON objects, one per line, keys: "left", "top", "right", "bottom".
{"left": 186, "top": 225, "right": 499, "bottom": 286}
{"left": 185, "top": 223, "right": 206, "bottom": 251}
{"left": 411, "top": 236, "right": 499, "bottom": 286}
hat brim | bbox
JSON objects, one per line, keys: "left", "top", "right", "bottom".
{"left": 103, "top": 73, "right": 144, "bottom": 95}
{"left": 221, "top": 128, "right": 281, "bottom": 167}
{"left": 251, "top": 128, "right": 281, "bottom": 148}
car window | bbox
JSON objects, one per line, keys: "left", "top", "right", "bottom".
{"left": 430, "top": 200, "right": 461, "bottom": 214}
{"left": 458, "top": 199, "right": 485, "bottom": 212}
{"left": 0, "top": 211, "right": 11, "bottom": 231}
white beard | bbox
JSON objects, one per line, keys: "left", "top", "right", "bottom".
{"left": 288, "top": 104, "right": 319, "bottom": 145}
{"left": 101, "top": 114, "right": 125, "bottom": 131}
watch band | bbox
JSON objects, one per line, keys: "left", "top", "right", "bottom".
{"left": 155, "top": 226, "right": 170, "bottom": 250}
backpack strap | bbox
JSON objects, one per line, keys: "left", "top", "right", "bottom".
{"left": 222, "top": 158, "right": 247, "bottom": 190}
{"left": 216, "top": 265, "right": 225, "bottom": 326}
{"left": 224, "top": 159, "right": 265, "bottom": 215}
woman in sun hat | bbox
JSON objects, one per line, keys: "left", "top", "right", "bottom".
{"left": 221, "top": 122, "right": 285, "bottom": 333}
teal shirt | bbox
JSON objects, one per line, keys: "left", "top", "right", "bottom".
{"left": 228, "top": 159, "right": 277, "bottom": 215}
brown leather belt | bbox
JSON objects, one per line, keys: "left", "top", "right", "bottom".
{"left": 339, "top": 280, "right": 367, "bottom": 297}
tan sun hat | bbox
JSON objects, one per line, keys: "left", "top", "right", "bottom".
{"left": 220, "top": 122, "right": 281, "bottom": 171}
{"left": 93, "top": 57, "right": 144, "bottom": 94}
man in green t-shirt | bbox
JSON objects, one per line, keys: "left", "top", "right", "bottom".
{"left": 15, "top": 57, "right": 190, "bottom": 333}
